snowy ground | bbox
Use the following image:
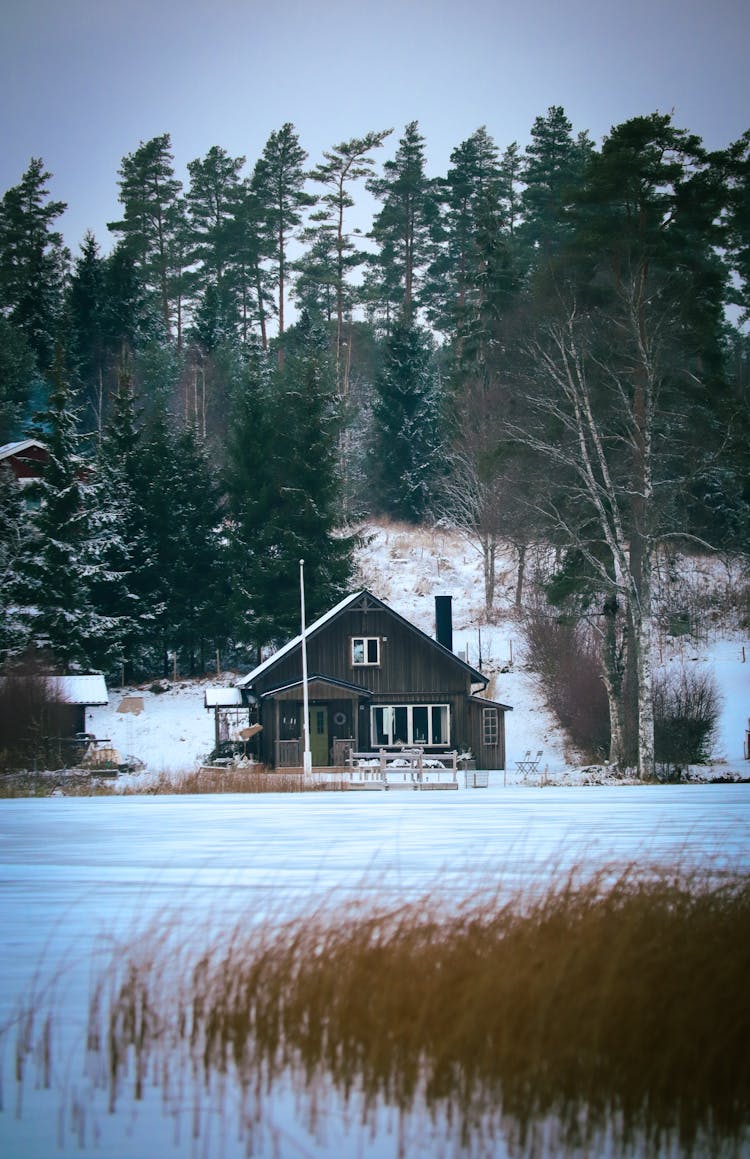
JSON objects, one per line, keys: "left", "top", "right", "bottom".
{"left": 84, "top": 519, "right": 750, "bottom": 783}
{"left": 1, "top": 521, "right": 748, "bottom": 1156}
{"left": 1, "top": 785, "right": 749, "bottom": 1158}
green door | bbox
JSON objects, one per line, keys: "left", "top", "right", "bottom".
{"left": 309, "top": 706, "right": 329, "bottom": 766}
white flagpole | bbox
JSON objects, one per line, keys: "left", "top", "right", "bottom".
{"left": 300, "top": 558, "right": 312, "bottom": 775}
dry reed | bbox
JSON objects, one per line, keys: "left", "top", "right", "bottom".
{"left": 0, "top": 766, "right": 347, "bottom": 797}
{"left": 65, "top": 863, "right": 750, "bottom": 1157}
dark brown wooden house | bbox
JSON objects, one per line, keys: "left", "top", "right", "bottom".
{"left": 236, "top": 590, "right": 511, "bottom": 770}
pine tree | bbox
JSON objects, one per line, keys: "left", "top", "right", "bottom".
{"left": 367, "top": 121, "right": 439, "bottom": 325}
{"left": 251, "top": 124, "right": 315, "bottom": 354}
{"left": 308, "top": 130, "right": 392, "bottom": 389}
{"left": 108, "top": 134, "right": 183, "bottom": 340}
{"left": 0, "top": 158, "right": 69, "bottom": 373}
{"left": 724, "top": 129, "right": 750, "bottom": 323}
{"left": 507, "top": 113, "right": 732, "bottom": 775}
{"left": 292, "top": 228, "right": 339, "bottom": 325}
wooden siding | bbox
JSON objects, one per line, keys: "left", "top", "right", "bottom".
{"left": 246, "top": 592, "right": 509, "bottom": 771}
{"left": 467, "top": 699, "right": 507, "bottom": 770}
{"left": 253, "top": 605, "right": 475, "bottom": 699}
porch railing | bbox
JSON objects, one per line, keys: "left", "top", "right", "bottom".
{"left": 276, "top": 739, "right": 302, "bottom": 767}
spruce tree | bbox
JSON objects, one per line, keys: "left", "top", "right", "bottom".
{"left": 0, "top": 462, "right": 32, "bottom": 662}
{"left": 68, "top": 231, "right": 108, "bottom": 434}
{"left": 20, "top": 353, "right": 95, "bottom": 669}
{"left": 520, "top": 106, "right": 593, "bottom": 270}
{"left": 185, "top": 145, "right": 246, "bottom": 348}
{"left": 166, "top": 421, "right": 228, "bottom": 673}
{"left": 0, "top": 158, "right": 69, "bottom": 373}
{"left": 226, "top": 323, "right": 353, "bottom": 654}
{"left": 89, "top": 369, "right": 155, "bottom": 677}
{"left": 0, "top": 318, "right": 37, "bottom": 442}
{"left": 368, "top": 320, "right": 443, "bottom": 522}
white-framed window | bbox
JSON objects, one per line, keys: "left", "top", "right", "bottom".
{"left": 352, "top": 636, "right": 380, "bottom": 666}
{"left": 371, "top": 704, "right": 450, "bottom": 747}
{"left": 482, "top": 706, "right": 499, "bottom": 746}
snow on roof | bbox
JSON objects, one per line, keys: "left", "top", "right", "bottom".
{"left": 0, "top": 438, "right": 46, "bottom": 460}
{"left": 48, "top": 674, "right": 108, "bottom": 705}
{"left": 236, "top": 590, "right": 366, "bottom": 688}
{"left": 204, "top": 687, "right": 244, "bottom": 708}
{"left": 237, "top": 589, "right": 488, "bottom": 689}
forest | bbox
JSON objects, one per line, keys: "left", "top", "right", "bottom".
{"left": 1, "top": 107, "right": 749, "bottom": 775}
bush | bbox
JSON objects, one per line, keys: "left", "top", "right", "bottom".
{"left": 653, "top": 666, "right": 721, "bottom": 773}
{"left": 524, "top": 607, "right": 610, "bottom": 760}
{"left": 0, "top": 660, "right": 74, "bottom": 772}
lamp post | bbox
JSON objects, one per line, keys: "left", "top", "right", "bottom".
{"left": 300, "top": 558, "right": 312, "bottom": 775}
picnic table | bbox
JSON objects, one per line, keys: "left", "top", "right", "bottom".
{"left": 515, "top": 749, "right": 543, "bottom": 775}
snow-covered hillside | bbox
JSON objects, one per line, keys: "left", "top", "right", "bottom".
{"left": 87, "top": 520, "right": 750, "bottom": 781}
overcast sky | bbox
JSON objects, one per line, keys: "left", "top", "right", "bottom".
{"left": 2, "top": 0, "right": 749, "bottom": 256}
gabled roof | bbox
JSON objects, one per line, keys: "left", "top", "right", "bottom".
{"left": 258, "top": 673, "right": 374, "bottom": 699}
{"left": 469, "top": 693, "right": 514, "bottom": 712}
{"left": 48, "top": 674, "right": 108, "bottom": 706}
{"left": 0, "top": 438, "right": 47, "bottom": 460}
{"left": 237, "top": 589, "right": 488, "bottom": 690}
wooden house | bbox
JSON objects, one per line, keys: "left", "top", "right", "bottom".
{"left": 236, "top": 590, "right": 511, "bottom": 771}
{"left": 0, "top": 439, "right": 49, "bottom": 485}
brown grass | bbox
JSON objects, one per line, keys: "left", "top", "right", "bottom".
{"left": 46, "top": 864, "right": 749, "bottom": 1156}
{"left": 119, "top": 766, "right": 346, "bottom": 794}
{"left": 0, "top": 766, "right": 348, "bottom": 797}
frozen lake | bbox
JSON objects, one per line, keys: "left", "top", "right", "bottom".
{"left": 1, "top": 783, "right": 749, "bottom": 1157}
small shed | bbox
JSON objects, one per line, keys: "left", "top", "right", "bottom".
{"left": 47, "top": 674, "right": 109, "bottom": 736}
{"left": 205, "top": 686, "right": 252, "bottom": 752}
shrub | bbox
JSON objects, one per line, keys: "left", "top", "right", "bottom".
{"left": 0, "top": 660, "right": 71, "bottom": 772}
{"left": 524, "top": 607, "right": 610, "bottom": 760}
{"left": 653, "top": 666, "right": 721, "bottom": 773}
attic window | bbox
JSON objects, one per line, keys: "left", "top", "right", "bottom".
{"left": 352, "top": 637, "right": 380, "bottom": 666}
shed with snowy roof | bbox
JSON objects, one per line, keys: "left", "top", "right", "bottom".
{"left": 47, "top": 674, "right": 109, "bottom": 736}
{"left": 235, "top": 590, "right": 511, "bottom": 770}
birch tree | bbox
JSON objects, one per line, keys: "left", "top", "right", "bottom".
{"left": 505, "top": 114, "right": 729, "bottom": 775}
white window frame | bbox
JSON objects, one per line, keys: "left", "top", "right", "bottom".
{"left": 351, "top": 636, "right": 380, "bottom": 666}
{"left": 482, "top": 706, "right": 499, "bottom": 746}
{"left": 370, "top": 704, "right": 451, "bottom": 748}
